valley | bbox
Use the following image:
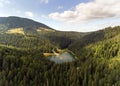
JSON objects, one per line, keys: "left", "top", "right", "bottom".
{"left": 0, "top": 16, "right": 120, "bottom": 86}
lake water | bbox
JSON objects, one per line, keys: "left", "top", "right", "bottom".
{"left": 48, "top": 52, "right": 74, "bottom": 64}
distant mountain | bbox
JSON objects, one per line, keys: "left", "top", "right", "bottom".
{"left": 0, "top": 16, "right": 84, "bottom": 49}
{"left": 0, "top": 16, "right": 53, "bottom": 31}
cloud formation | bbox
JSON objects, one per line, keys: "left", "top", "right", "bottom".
{"left": 49, "top": 0, "right": 120, "bottom": 23}
{"left": 25, "top": 11, "right": 34, "bottom": 17}
{"left": 0, "top": 0, "right": 10, "bottom": 7}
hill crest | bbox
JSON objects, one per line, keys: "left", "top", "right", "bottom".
{"left": 0, "top": 16, "right": 53, "bottom": 31}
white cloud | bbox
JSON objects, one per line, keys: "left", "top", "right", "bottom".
{"left": 40, "top": 0, "right": 49, "bottom": 4}
{"left": 49, "top": 0, "right": 120, "bottom": 23}
{"left": 0, "top": 0, "right": 10, "bottom": 7}
{"left": 25, "top": 11, "right": 34, "bottom": 17}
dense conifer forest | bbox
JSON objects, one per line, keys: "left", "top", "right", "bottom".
{"left": 0, "top": 17, "right": 120, "bottom": 86}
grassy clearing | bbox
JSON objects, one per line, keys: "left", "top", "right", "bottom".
{"left": 6, "top": 28, "right": 25, "bottom": 35}
{"left": 43, "top": 53, "right": 55, "bottom": 57}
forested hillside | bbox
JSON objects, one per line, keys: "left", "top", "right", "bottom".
{"left": 0, "top": 16, "right": 51, "bottom": 29}
{"left": 0, "top": 17, "right": 120, "bottom": 86}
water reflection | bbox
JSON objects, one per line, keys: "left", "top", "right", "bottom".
{"left": 48, "top": 52, "right": 74, "bottom": 64}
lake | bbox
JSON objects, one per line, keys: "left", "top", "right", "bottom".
{"left": 48, "top": 52, "right": 74, "bottom": 64}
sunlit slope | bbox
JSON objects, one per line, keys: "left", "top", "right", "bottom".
{"left": 69, "top": 26, "right": 120, "bottom": 58}
{"left": 0, "top": 16, "right": 84, "bottom": 50}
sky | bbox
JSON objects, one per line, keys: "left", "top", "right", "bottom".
{"left": 0, "top": 0, "right": 120, "bottom": 32}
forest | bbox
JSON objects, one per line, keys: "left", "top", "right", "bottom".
{"left": 0, "top": 17, "right": 120, "bottom": 86}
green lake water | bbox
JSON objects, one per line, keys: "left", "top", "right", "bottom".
{"left": 48, "top": 52, "right": 74, "bottom": 63}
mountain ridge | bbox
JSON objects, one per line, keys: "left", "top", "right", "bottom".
{"left": 0, "top": 16, "right": 53, "bottom": 31}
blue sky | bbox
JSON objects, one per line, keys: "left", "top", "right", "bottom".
{"left": 0, "top": 0, "right": 120, "bottom": 32}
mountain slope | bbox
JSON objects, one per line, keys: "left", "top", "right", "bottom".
{"left": 0, "top": 16, "right": 120, "bottom": 86}
{"left": 0, "top": 16, "right": 52, "bottom": 30}
{"left": 69, "top": 26, "right": 120, "bottom": 58}
{"left": 0, "top": 16, "right": 84, "bottom": 50}
{"left": 67, "top": 26, "right": 120, "bottom": 86}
